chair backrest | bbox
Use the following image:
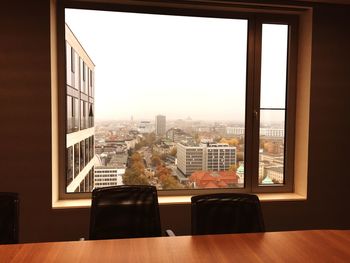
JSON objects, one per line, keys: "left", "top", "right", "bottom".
{"left": 191, "top": 193, "right": 264, "bottom": 235}
{"left": 89, "top": 185, "right": 161, "bottom": 240}
{"left": 0, "top": 192, "right": 19, "bottom": 244}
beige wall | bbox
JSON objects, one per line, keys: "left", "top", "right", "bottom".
{"left": 0, "top": 1, "right": 349, "bottom": 242}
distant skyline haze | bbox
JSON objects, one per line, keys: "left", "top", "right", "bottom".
{"left": 65, "top": 9, "right": 286, "bottom": 123}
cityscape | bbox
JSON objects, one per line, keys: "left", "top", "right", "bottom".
{"left": 65, "top": 10, "right": 286, "bottom": 193}
{"left": 93, "top": 117, "right": 285, "bottom": 191}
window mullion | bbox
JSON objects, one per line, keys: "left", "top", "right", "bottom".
{"left": 244, "top": 16, "right": 259, "bottom": 192}
{"left": 251, "top": 18, "right": 263, "bottom": 192}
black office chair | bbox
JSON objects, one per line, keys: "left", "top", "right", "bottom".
{"left": 191, "top": 193, "right": 265, "bottom": 235}
{"left": 0, "top": 192, "right": 19, "bottom": 244}
{"left": 89, "top": 185, "right": 162, "bottom": 240}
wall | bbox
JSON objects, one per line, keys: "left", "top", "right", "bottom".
{"left": 0, "top": 1, "right": 349, "bottom": 242}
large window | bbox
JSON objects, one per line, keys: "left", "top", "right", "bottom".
{"left": 60, "top": 3, "right": 298, "bottom": 196}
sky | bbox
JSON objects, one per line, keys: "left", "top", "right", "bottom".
{"left": 65, "top": 9, "right": 287, "bottom": 123}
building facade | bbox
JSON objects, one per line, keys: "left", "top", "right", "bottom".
{"left": 94, "top": 167, "right": 125, "bottom": 188}
{"left": 138, "top": 121, "right": 154, "bottom": 134}
{"left": 177, "top": 143, "right": 236, "bottom": 176}
{"left": 155, "top": 115, "right": 166, "bottom": 136}
{"left": 65, "top": 24, "right": 96, "bottom": 193}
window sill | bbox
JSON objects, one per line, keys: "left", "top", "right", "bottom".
{"left": 52, "top": 193, "right": 306, "bottom": 209}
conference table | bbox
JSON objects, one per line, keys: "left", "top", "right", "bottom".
{"left": 0, "top": 230, "right": 349, "bottom": 262}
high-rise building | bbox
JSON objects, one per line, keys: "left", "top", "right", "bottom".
{"left": 65, "top": 24, "right": 96, "bottom": 193}
{"left": 155, "top": 115, "right": 166, "bottom": 136}
{"left": 177, "top": 142, "right": 236, "bottom": 176}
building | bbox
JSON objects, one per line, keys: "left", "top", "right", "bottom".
{"left": 177, "top": 142, "right": 204, "bottom": 176}
{"left": 65, "top": 24, "right": 96, "bottom": 193}
{"left": 259, "top": 153, "right": 284, "bottom": 184}
{"left": 264, "top": 166, "right": 284, "bottom": 184}
{"left": 260, "top": 128, "right": 285, "bottom": 138}
{"left": 226, "top": 127, "right": 245, "bottom": 136}
{"left": 94, "top": 167, "right": 125, "bottom": 188}
{"left": 206, "top": 143, "right": 236, "bottom": 171}
{"left": 138, "top": 121, "right": 154, "bottom": 134}
{"left": 177, "top": 142, "right": 236, "bottom": 176}
{"left": 166, "top": 128, "right": 191, "bottom": 143}
{"left": 155, "top": 115, "right": 166, "bottom": 136}
{"left": 189, "top": 171, "right": 238, "bottom": 188}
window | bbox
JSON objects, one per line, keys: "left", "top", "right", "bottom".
{"left": 71, "top": 47, "right": 75, "bottom": 73}
{"left": 59, "top": 2, "right": 298, "bottom": 197}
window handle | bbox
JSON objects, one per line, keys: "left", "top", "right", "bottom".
{"left": 254, "top": 110, "right": 259, "bottom": 120}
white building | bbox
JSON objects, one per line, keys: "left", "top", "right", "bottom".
{"left": 177, "top": 143, "right": 236, "bottom": 176}
{"left": 264, "top": 166, "right": 284, "bottom": 184}
{"left": 94, "top": 167, "right": 125, "bottom": 188}
{"left": 260, "top": 128, "right": 285, "bottom": 138}
{"left": 226, "top": 127, "right": 245, "bottom": 136}
{"left": 138, "top": 121, "right": 154, "bottom": 134}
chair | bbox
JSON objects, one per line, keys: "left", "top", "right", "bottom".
{"left": 89, "top": 185, "right": 161, "bottom": 240}
{"left": 0, "top": 192, "right": 19, "bottom": 244}
{"left": 191, "top": 193, "right": 264, "bottom": 235}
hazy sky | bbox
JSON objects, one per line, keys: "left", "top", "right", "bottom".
{"left": 65, "top": 9, "right": 287, "bottom": 123}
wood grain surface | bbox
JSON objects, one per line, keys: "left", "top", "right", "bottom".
{"left": 0, "top": 230, "right": 349, "bottom": 263}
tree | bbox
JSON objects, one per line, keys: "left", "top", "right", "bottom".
{"left": 151, "top": 154, "right": 162, "bottom": 167}
{"left": 123, "top": 167, "right": 149, "bottom": 185}
{"left": 123, "top": 152, "right": 148, "bottom": 185}
{"left": 228, "top": 164, "right": 237, "bottom": 172}
{"left": 160, "top": 153, "right": 167, "bottom": 161}
{"left": 220, "top": 137, "right": 239, "bottom": 146}
{"left": 170, "top": 147, "right": 177, "bottom": 157}
{"left": 194, "top": 133, "right": 200, "bottom": 143}
{"left": 154, "top": 165, "right": 182, "bottom": 189}
{"left": 131, "top": 152, "right": 143, "bottom": 163}
{"left": 237, "top": 152, "right": 244, "bottom": 163}
{"left": 160, "top": 175, "right": 183, "bottom": 189}
{"left": 154, "top": 165, "right": 170, "bottom": 179}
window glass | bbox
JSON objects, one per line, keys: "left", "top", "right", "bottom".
{"left": 67, "top": 95, "right": 73, "bottom": 133}
{"left": 74, "top": 143, "right": 79, "bottom": 178}
{"left": 259, "top": 110, "right": 285, "bottom": 185}
{"left": 71, "top": 47, "right": 75, "bottom": 73}
{"left": 64, "top": 8, "right": 296, "bottom": 194}
{"left": 80, "top": 140, "right": 85, "bottom": 171}
{"left": 66, "top": 10, "right": 247, "bottom": 191}
{"left": 260, "top": 24, "right": 288, "bottom": 109}
{"left": 79, "top": 58, "right": 83, "bottom": 92}
{"left": 85, "top": 138, "right": 89, "bottom": 164}
{"left": 73, "top": 97, "right": 79, "bottom": 131}
{"left": 67, "top": 146, "right": 73, "bottom": 185}
{"left": 259, "top": 23, "right": 289, "bottom": 185}
{"left": 66, "top": 43, "right": 72, "bottom": 86}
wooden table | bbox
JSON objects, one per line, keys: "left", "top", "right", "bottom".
{"left": 0, "top": 230, "right": 349, "bottom": 262}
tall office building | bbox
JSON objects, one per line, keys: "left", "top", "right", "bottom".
{"left": 177, "top": 143, "right": 236, "bottom": 176}
{"left": 155, "top": 115, "right": 166, "bottom": 136}
{"left": 65, "top": 24, "right": 96, "bottom": 193}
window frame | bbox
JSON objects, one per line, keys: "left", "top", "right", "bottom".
{"left": 251, "top": 15, "right": 298, "bottom": 193}
{"left": 57, "top": 0, "right": 300, "bottom": 200}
